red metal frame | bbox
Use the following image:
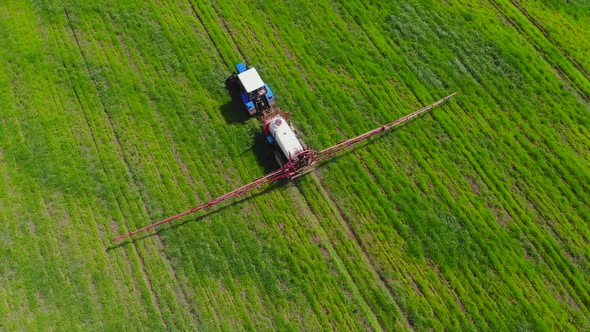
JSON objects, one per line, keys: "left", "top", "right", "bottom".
{"left": 114, "top": 93, "right": 455, "bottom": 240}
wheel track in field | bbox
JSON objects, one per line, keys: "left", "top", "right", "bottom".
{"left": 338, "top": 0, "right": 590, "bottom": 195}
{"left": 341, "top": 0, "right": 590, "bottom": 259}
{"left": 143, "top": 1, "right": 284, "bottom": 325}
{"left": 340, "top": 0, "right": 588, "bottom": 188}
{"left": 102, "top": 6, "right": 205, "bottom": 327}
{"left": 38, "top": 11, "right": 137, "bottom": 318}
{"left": 486, "top": 0, "right": 590, "bottom": 105}
{"left": 243, "top": 7, "right": 408, "bottom": 305}
{"left": 209, "top": 8, "right": 248, "bottom": 65}
{"left": 62, "top": 7, "right": 168, "bottom": 327}
{"left": 186, "top": 0, "right": 242, "bottom": 69}
{"left": 149, "top": 3, "right": 288, "bottom": 326}
{"left": 205, "top": 2, "right": 413, "bottom": 326}
{"left": 328, "top": 0, "right": 590, "bottom": 320}
{"left": 179, "top": 2, "right": 315, "bottom": 323}
{"left": 310, "top": 172, "right": 416, "bottom": 330}
{"left": 360, "top": 3, "right": 590, "bottom": 326}
{"left": 62, "top": 62, "right": 157, "bottom": 323}
{"left": 508, "top": 0, "right": 589, "bottom": 80}
{"left": 147, "top": 1, "right": 270, "bottom": 324}
{"left": 292, "top": 179, "right": 387, "bottom": 331}
{"left": 185, "top": 7, "right": 400, "bottom": 321}
{"left": 315, "top": 2, "right": 480, "bottom": 321}
{"left": 449, "top": 70, "right": 590, "bottom": 313}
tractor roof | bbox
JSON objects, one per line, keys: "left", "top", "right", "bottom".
{"left": 238, "top": 67, "right": 265, "bottom": 93}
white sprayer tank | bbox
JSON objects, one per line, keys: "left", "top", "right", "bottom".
{"left": 268, "top": 116, "right": 304, "bottom": 160}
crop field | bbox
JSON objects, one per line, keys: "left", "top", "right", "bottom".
{"left": 0, "top": 0, "right": 588, "bottom": 330}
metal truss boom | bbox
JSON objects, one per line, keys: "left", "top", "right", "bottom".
{"left": 114, "top": 93, "right": 455, "bottom": 240}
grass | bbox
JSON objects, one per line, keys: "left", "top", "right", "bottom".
{"left": 0, "top": 0, "right": 588, "bottom": 330}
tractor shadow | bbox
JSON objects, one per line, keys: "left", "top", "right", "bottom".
{"left": 249, "top": 132, "right": 281, "bottom": 175}
{"left": 220, "top": 76, "right": 250, "bottom": 125}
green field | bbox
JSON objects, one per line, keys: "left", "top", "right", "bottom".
{"left": 1, "top": 0, "right": 589, "bottom": 330}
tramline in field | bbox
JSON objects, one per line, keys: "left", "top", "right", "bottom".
{"left": 114, "top": 64, "right": 456, "bottom": 240}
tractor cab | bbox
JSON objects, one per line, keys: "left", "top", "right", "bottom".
{"left": 235, "top": 63, "right": 275, "bottom": 116}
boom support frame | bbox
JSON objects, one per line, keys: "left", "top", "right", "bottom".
{"left": 114, "top": 93, "right": 456, "bottom": 240}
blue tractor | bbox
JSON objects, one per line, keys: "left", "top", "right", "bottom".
{"left": 232, "top": 63, "right": 275, "bottom": 116}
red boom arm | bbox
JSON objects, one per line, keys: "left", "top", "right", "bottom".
{"left": 114, "top": 93, "right": 455, "bottom": 240}
{"left": 113, "top": 167, "right": 292, "bottom": 240}
{"left": 313, "top": 93, "right": 456, "bottom": 164}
